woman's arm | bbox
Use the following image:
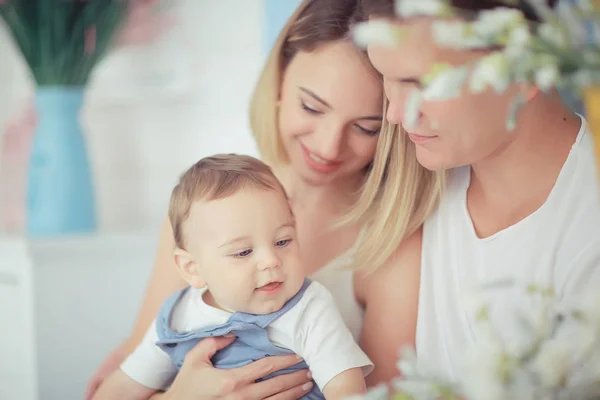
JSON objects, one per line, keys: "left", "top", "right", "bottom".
{"left": 355, "top": 229, "right": 422, "bottom": 386}
{"left": 126, "top": 217, "right": 188, "bottom": 353}
{"left": 86, "top": 218, "right": 187, "bottom": 400}
{"left": 89, "top": 218, "right": 313, "bottom": 400}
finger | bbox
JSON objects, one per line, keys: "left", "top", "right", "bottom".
{"left": 237, "top": 354, "right": 305, "bottom": 383}
{"left": 185, "top": 336, "right": 236, "bottom": 366}
{"left": 241, "top": 369, "right": 312, "bottom": 399}
{"left": 264, "top": 381, "right": 314, "bottom": 400}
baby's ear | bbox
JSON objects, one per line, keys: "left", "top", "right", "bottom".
{"left": 174, "top": 248, "right": 206, "bottom": 288}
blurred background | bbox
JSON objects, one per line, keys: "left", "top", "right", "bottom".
{"left": 0, "top": 1, "right": 300, "bottom": 399}
{"left": 0, "top": 1, "right": 587, "bottom": 399}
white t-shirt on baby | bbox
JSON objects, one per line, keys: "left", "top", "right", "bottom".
{"left": 121, "top": 281, "right": 373, "bottom": 391}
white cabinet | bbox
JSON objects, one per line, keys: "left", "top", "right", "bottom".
{"left": 0, "top": 233, "right": 157, "bottom": 400}
{"left": 0, "top": 238, "right": 36, "bottom": 400}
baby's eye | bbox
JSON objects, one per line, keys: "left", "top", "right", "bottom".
{"left": 233, "top": 249, "right": 253, "bottom": 258}
{"left": 275, "top": 239, "right": 292, "bottom": 247}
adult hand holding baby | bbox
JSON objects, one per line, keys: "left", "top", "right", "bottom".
{"left": 159, "top": 336, "right": 313, "bottom": 400}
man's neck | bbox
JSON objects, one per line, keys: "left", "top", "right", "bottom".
{"left": 467, "top": 94, "right": 581, "bottom": 237}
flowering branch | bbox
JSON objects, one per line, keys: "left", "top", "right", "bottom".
{"left": 353, "top": 0, "right": 600, "bottom": 131}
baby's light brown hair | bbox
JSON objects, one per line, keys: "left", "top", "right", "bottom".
{"left": 169, "top": 154, "right": 286, "bottom": 249}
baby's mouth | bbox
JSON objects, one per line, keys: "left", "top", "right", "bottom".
{"left": 255, "top": 281, "right": 282, "bottom": 293}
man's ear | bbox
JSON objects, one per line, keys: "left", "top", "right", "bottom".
{"left": 174, "top": 248, "right": 206, "bottom": 288}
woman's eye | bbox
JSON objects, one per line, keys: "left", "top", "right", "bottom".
{"left": 233, "top": 249, "right": 253, "bottom": 258}
{"left": 356, "top": 125, "right": 380, "bottom": 137}
{"left": 275, "top": 239, "right": 291, "bottom": 247}
{"left": 301, "top": 102, "right": 321, "bottom": 115}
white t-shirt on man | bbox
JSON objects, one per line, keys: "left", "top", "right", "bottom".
{"left": 417, "top": 116, "right": 600, "bottom": 380}
{"left": 121, "top": 281, "right": 373, "bottom": 390}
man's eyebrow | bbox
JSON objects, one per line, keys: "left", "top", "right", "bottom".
{"left": 395, "top": 77, "right": 422, "bottom": 86}
{"left": 299, "top": 87, "right": 331, "bottom": 108}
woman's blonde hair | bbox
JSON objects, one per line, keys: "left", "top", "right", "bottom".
{"left": 341, "top": 101, "right": 446, "bottom": 272}
{"left": 249, "top": 0, "right": 368, "bottom": 165}
{"left": 250, "top": 0, "right": 446, "bottom": 272}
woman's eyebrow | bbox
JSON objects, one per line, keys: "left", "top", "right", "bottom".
{"left": 300, "top": 86, "right": 382, "bottom": 121}
{"left": 299, "top": 87, "right": 331, "bottom": 108}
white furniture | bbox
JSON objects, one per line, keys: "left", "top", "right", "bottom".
{"left": 0, "top": 232, "right": 157, "bottom": 400}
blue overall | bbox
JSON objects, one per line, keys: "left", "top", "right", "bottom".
{"left": 155, "top": 279, "right": 324, "bottom": 399}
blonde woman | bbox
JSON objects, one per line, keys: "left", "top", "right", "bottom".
{"left": 87, "top": 0, "right": 443, "bottom": 399}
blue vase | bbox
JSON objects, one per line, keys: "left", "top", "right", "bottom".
{"left": 27, "top": 86, "right": 97, "bottom": 236}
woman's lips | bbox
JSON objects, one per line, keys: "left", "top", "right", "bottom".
{"left": 300, "top": 144, "right": 342, "bottom": 173}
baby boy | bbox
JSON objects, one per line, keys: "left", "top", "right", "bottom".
{"left": 95, "top": 154, "right": 372, "bottom": 399}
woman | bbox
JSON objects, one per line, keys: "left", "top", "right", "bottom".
{"left": 358, "top": 0, "right": 600, "bottom": 380}
{"left": 87, "top": 0, "right": 442, "bottom": 398}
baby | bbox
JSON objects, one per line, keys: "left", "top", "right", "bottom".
{"left": 95, "top": 154, "right": 372, "bottom": 399}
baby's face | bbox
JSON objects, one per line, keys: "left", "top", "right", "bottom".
{"left": 182, "top": 186, "right": 305, "bottom": 314}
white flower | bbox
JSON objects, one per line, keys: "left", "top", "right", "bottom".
{"left": 459, "top": 339, "right": 513, "bottom": 400}
{"left": 396, "top": 346, "right": 439, "bottom": 379}
{"left": 538, "top": 22, "right": 569, "bottom": 49}
{"left": 352, "top": 20, "right": 405, "bottom": 49}
{"left": 432, "top": 20, "right": 489, "bottom": 50}
{"left": 471, "top": 7, "right": 529, "bottom": 44}
{"left": 504, "top": 25, "right": 532, "bottom": 58}
{"left": 469, "top": 52, "right": 511, "bottom": 94}
{"left": 506, "top": 92, "right": 526, "bottom": 131}
{"left": 403, "top": 88, "right": 422, "bottom": 130}
{"left": 530, "top": 340, "right": 571, "bottom": 388}
{"left": 570, "top": 69, "right": 600, "bottom": 87}
{"left": 395, "top": 0, "right": 452, "bottom": 18}
{"left": 523, "top": 0, "right": 555, "bottom": 22}
{"left": 345, "top": 384, "right": 388, "bottom": 400}
{"left": 393, "top": 380, "right": 441, "bottom": 400}
{"left": 576, "top": 0, "right": 595, "bottom": 12}
{"left": 421, "top": 64, "right": 470, "bottom": 100}
{"left": 535, "top": 63, "right": 560, "bottom": 92}
{"left": 555, "top": 0, "right": 587, "bottom": 47}
{"left": 583, "top": 49, "right": 600, "bottom": 66}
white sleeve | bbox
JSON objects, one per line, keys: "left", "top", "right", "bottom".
{"left": 292, "top": 282, "right": 373, "bottom": 391}
{"left": 119, "top": 320, "right": 178, "bottom": 390}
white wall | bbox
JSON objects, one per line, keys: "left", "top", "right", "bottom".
{"left": 0, "top": 0, "right": 264, "bottom": 234}
{"left": 0, "top": 3, "right": 265, "bottom": 397}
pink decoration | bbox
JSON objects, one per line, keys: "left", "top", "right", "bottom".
{"left": 85, "top": 25, "right": 97, "bottom": 55}
{"left": 117, "top": 0, "right": 178, "bottom": 46}
{"left": 0, "top": 101, "right": 37, "bottom": 233}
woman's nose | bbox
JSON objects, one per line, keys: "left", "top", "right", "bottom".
{"left": 313, "top": 120, "right": 345, "bottom": 161}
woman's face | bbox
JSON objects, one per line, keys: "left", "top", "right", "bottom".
{"left": 367, "top": 18, "right": 522, "bottom": 171}
{"left": 278, "top": 40, "right": 383, "bottom": 187}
